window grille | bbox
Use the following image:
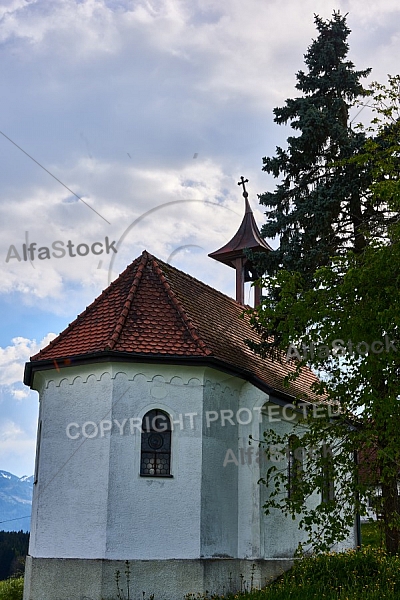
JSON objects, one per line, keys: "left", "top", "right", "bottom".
{"left": 288, "top": 435, "right": 303, "bottom": 498}
{"left": 140, "top": 409, "right": 172, "bottom": 477}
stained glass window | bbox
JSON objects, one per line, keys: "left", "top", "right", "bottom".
{"left": 287, "top": 435, "right": 303, "bottom": 498}
{"left": 140, "top": 409, "right": 172, "bottom": 477}
{"left": 321, "top": 444, "right": 335, "bottom": 502}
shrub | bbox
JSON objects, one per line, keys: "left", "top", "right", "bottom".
{"left": 0, "top": 576, "right": 24, "bottom": 600}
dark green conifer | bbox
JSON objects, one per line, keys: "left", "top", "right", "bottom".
{"left": 259, "top": 12, "right": 371, "bottom": 277}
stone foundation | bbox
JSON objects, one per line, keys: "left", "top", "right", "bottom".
{"left": 23, "top": 556, "right": 294, "bottom": 600}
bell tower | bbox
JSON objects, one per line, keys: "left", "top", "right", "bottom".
{"left": 209, "top": 177, "right": 272, "bottom": 306}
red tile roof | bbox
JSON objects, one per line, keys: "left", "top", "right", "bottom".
{"left": 27, "top": 251, "right": 319, "bottom": 400}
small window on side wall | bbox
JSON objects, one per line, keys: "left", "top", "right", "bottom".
{"left": 321, "top": 444, "right": 335, "bottom": 503}
{"left": 34, "top": 420, "right": 42, "bottom": 485}
{"left": 140, "top": 409, "right": 172, "bottom": 477}
{"left": 287, "top": 434, "right": 303, "bottom": 498}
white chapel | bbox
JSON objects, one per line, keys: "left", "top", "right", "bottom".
{"left": 23, "top": 184, "right": 357, "bottom": 600}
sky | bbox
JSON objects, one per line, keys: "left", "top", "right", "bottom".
{"left": 0, "top": 0, "right": 399, "bottom": 481}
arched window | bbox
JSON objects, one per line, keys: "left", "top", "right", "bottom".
{"left": 34, "top": 420, "right": 42, "bottom": 485}
{"left": 321, "top": 443, "right": 335, "bottom": 502}
{"left": 287, "top": 435, "right": 303, "bottom": 498}
{"left": 140, "top": 409, "right": 172, "bottom": 477}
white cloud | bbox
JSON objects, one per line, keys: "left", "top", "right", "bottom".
{"left": 0, "top": 0, "right": 120, "bottom": 58}
{"left": 11, "top": 388, "right": 30, "bottom": 401}
{"left": 1, "top": 1, "right": 397, "bottom": 112}
{"left": 0, "top": 419, "right": 36, "bottom": 478}
{"left": 0, "top": 334, "right": 56, "bottom": 386}
{"left": 1, "top": 154, "right": 244, "bottom": 302}
{"left": 0, "top": 1, "right": 396, "bottom": 306}
{"left": 0, "top": 337, "right": 44, "bottom": 476}
{"left": 0, "top": 419, "right": 23, "bottom": 441}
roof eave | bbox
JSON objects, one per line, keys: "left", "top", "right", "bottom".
{"left": 24, "top": 350, "right": 309, "bottom": 406}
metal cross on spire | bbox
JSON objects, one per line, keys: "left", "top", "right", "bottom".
{"left": 237, "top": 176, "right": 249, "bottom": 198}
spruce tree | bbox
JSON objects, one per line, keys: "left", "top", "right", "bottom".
{"left": 248, "top": 13, "right": 400, "bottom": 554}
{"left": 259, "top": 12, "right": 371, "bottom": 278}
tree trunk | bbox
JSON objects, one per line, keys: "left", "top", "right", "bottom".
{"left": 349, "top": 190, "right": 367, "bottom": 254}
{"left": 381, "top": 474, "right": 400, "bottom": 554}
{"left": 373, "top": 382, "right": 399, "bottom": 554}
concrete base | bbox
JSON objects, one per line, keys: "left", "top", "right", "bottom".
{"left": 23, "top": 556, "right": 294, "bottom": 600}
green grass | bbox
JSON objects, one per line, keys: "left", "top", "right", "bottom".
{"left": 0, "top": 540, "right": 396, "bottom": 600}
{"left": 187, "top": 548, "right": 400, "bottom": 600}
{"left": 0, "top": 577, "right": 24, "bottom": 600}
{"left": 361, "top": 521, "right": 384, "bottom": 549}
{"left": 257, "top": 548, "right": 400, "bottom": 599}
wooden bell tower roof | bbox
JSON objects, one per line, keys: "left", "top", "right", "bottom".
{"left": 208, "top": 177, "right": 272, "bottom": 306}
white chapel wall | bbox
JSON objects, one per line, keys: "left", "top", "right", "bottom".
{"left": 104, "top": 366, "right": 204, "bottom": 560}
{"left": 28, "top": 359, "right": 355, "bottom": 566}
{"left": 29, "top": 362, "right": 206, "bottom": 560}
{"left": 29, "top": 366, "right": 113, "bottom": 559}
{"left": 200, "top": 371, "right": 242, "bottom": 558}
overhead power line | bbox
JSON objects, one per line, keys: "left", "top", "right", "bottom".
{"left": 0, "top": 130, "right": 110, "bottom": 224}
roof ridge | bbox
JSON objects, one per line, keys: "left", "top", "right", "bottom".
{"left": 155, "top": 255, "right": 252, "bottom": 310}
{"left": 31, "top": 254, "right": 144, "bottom": 360}
{"left": 30, "top": 251, "right": 145, "bottom": 360}
{"left": 150, "top": 255, "right": 212, "bottom": 356}
{"left": 106, "top": 252, "right": 148, "bottom": 350}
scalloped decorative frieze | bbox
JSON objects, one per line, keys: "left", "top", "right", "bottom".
{"left": 204, "top": 379, "right": 240, "bottom": 399}
{"left": 44, "top": 369, "right": 204, "bottom": 389}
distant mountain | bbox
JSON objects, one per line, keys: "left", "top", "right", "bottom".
{"left": 0, "top": 471, "right": 33, "bottom": 532}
